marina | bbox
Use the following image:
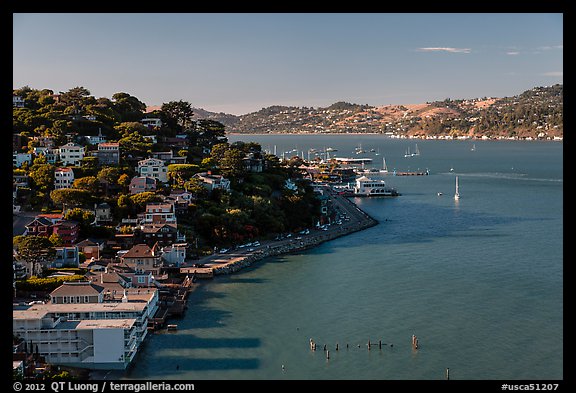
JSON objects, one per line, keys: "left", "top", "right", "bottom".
{"left": 124, "top": 137, "right": 563, "bottom": 380}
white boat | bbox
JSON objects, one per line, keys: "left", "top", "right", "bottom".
{"left": 353, "top": 176, "right": 399, "bottom": 197}
{"left": 454, "top": 176, "right": 460, "bottom": 200}
{"left": 379, "top": 157, "right": 389, "bottom": 173}
{"left": 405, "top": 144, "right": 420, "bottom": 157}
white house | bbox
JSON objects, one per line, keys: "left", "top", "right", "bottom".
{"left": 13, "top": 152, "right": 32, "bottom": 168}
{"left": 137, "top": 158, "right": 168, "bottom": 183}
{"left": 161, "top": 243, "right": 187, "bottom": 267}
{"left": 54, "top": 167, "right": 75, "bottom": 189}
{"left": 142, "top": 202, "right": 177, "bottom": 224}
{"left": 193, "top": 172, "right": 231, "bottom": 192}
{"left": 141, "top": 118, "right": 162, "bottom": 128}
{"left": 58, "top": 142, "right": 85, "bottom": 166}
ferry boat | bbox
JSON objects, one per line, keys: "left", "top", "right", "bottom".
{"left": 353, "top": 176, "right": 399, "bottom": 197}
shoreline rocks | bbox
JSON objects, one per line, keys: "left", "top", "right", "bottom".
{"left": 212, "top": 213, "right": 378, "bottom": 275}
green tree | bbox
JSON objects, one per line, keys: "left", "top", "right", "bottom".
{"left": 112, "top": 92, "right": 146, "bottom": 123}
{"left": 220, "top": 148, "right": 246, "bottom": 180}
{"left": 161, "top": 100, "right": 194, "bottom": 132}
{"left": 49, "top": 233, "right": 64, "bottom": 247}
{"left": 209, "top": 143, "right": 230, "bottom": 163}
{"left": 28, "top": 163, "right": 55, "bottom": 193}
{"left": 114, "top": 121, "right": 150, "bottom": 138}
{"left": 129, "top": 191, "right": 162, "bottom": 210}
{"left": 50, "top": 188, "right": 92, "bottom": 209}
{"left": 64, "top": 207, "right": 95, "bottom": 228}
{"left": 183, "top": 177, "right": 209, "bottom": 198}
{"left": 13, "top": 235, "right": 56, "bottom": 274}
{"left": 72, "top": 176, "right": 98, "bottom": 193}
{"left": 117, "top": 173, "right": 131, "bottom": 190}
{"left": 194, "top": 119, "right": 227, "bottom": 148}
{"left": 118, "top": 132, "right": 153, "bottom": 161}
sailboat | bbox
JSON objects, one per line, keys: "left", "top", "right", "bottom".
{"left": 414, "top": 143, "right": 420, "bottom": 156}
{"left": 404, "top": 146, "right": 411, "bottom": 157}
{"left": 379, "top": 157, "right": 389, "bottom": 173}
{"left": 454, "top": 176, "right": 460, "bottom": 200}
{"left": 471, "top": 144, "right": 476, "bottom": 151}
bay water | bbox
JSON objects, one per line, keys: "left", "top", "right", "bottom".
{"left": 124, "top": 135, "right": 563, "bottom": 380}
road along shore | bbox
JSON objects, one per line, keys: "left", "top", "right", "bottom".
{"left": 205, "top": 194, "right": 378, "bottom": 275}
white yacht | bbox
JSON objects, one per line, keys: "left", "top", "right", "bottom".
{"left": 353, "top": 176, "right": 399, "bottom": 196}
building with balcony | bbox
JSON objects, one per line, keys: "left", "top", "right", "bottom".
{"left": 12, "top": 284, "right": 158, "bottom": 370}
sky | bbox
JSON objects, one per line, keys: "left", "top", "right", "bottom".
{"left": 13, "top": 13, "right": 563, "bottom": 116}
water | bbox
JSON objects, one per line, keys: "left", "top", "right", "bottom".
{"left": 124, "top": 135, "right": 563, "bottom": 380}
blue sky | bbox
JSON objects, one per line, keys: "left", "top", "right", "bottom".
{"left": 13, "top": 13, "right": 563, "bottom": 115}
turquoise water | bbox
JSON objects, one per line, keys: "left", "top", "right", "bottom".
{"left": 124, "top": 136, "right": 563, "bottom": 380}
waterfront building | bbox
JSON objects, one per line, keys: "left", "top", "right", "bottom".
{"left": 160, "top": 243, "right": 187, "bottom": 267}
{"left": 13, "top": 284, "right": 159, "bottom": 370}
{"left": 119, "top": 243, "right": 163, "bottom": 276}
{"left": 353, "top": 176, "right": 398, "bottom": 196}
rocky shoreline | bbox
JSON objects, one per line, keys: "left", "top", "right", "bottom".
{"left": 210, "top": 198, "right": 378, "bottom": 275}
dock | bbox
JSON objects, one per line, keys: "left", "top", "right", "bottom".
{"left": 180, "top": 267, "right": 214, "bottom": 279}
{"left": 147, "top": 273, "right": 196, "bottom": 331}
{"left": 392, "top": 169, "right": 429, "bottom": 176}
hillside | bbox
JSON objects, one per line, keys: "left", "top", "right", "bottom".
{"left": 192, "top": 85, "right": 562, "bottom": 140}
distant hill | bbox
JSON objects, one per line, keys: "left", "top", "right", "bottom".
{"left": 186, "top": 84, "right": 563, "bottom": 139}
{"left": 191, "top": 107, "right": 239, "bottom": 129}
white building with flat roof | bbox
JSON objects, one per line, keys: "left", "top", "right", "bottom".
{"left": 12, "top": 287, "right": 158, "bottom": 370}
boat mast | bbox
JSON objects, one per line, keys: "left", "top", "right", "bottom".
{"left": 454, "top": 176, "right": 460, "bottom": 200}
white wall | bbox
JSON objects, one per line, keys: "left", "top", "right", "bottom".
{"left": 92, "top": 328, "right": 124, "bottom": 365}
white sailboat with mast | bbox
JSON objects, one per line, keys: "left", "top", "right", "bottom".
{"left": 379, "top": 157, "right": 389, "bottom": 173}
{"left": 454, "top": 176, "right": 460, "bottom": 200}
